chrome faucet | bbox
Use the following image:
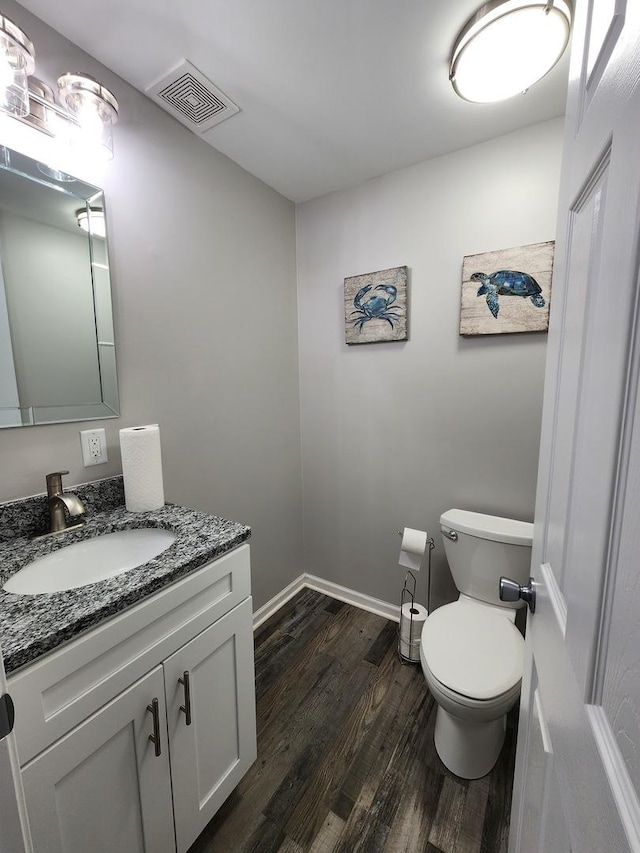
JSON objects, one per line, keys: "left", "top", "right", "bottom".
{"left": 46, "top": 471, "right": 86, "bottom": 535}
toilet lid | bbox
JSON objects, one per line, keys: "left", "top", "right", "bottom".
{"left": 421, "top": 602, "right": 524, "bottom": 700}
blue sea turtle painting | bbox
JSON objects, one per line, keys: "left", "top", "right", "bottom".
{"left": 350, "top": 283, "right": 402, "bottom": 331}
{"left": 471, "top": 270, "right": 546, "bottom": 319}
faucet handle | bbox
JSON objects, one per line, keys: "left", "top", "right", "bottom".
{"left": 46, "top": 471, "right": 69, "bottom": 497}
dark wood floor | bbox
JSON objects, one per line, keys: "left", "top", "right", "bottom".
{"left": 189, "top": 589, "right": 517, "bottom": 853}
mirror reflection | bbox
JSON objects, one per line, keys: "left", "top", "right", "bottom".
{"left": 0, "top": 146, "right": 118, "bottom": 427}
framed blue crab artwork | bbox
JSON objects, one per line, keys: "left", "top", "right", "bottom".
{"left": 460, "top": 241, "right": 554, "bottom": 336}
{"left": 344, "top": 265, "right": 408, "bottom": 345}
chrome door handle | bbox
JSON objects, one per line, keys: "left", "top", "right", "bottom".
{"left": 178, "top": 671, "right": 192, "bottom": 726}
{"left": 147, "top": 698, "right": 162, "bottom": 756}
{"left": 499, "top": 576, "right": 536, "bottom": 613}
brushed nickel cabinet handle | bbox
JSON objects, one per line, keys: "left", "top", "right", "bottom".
{"left": 178, "top": 671, "right": 192, "bottom": 726}
{"left": 147, "top": 698, "right": 161, "bottom": 756}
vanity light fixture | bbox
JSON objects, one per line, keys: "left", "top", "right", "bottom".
{"left": 58, "top": 73, "right": 119, "bottom": 160}
{"left": 76, "top": 206, "right": 106, "bottom": 239}
{"left": 0, "top": 12, "right": 119, "bottom": 160}
{"left": 450, "top": 0, "right": 572, "bottom": 103}
{"left": 0, "top": 14, "right": 35, "bottom": 117}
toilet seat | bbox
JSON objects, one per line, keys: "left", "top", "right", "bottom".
{"left": 421, "top": 599, "right": 524, "bottom": 701}
{"left": 421, "top": 655, "right": 522, "bottom": 713}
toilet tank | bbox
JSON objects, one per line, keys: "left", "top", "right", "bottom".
{"left": 440, "top": 509, "right": 533, "bottom": 608}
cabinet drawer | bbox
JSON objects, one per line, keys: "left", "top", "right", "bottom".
{"left": 9, "top": 544, "right": 250, "bottom": 765}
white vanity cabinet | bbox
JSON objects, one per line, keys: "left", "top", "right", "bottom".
{"left": 7, "top": 543, "right": 256, "bottom": 853}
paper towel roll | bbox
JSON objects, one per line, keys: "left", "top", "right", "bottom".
{"left": 120, "top": 424, "right": 165, "bottom": 512}
{"left": 399, "top": 601, "right": 428, "bottom": 661}
{"left": 399, "top": 527, "right": 428, "bottom": 571}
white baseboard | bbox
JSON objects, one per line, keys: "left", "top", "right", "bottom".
{"left": 304, "top": 574, "right": 399, "bottom": 622}
{"left": 252, "top": 574, "right": 306, "bottom": 629}
{"left": 253, "top": 572, "right": 399, "bottom": 630}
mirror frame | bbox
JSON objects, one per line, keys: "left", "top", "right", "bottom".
{"left": 0, "top": 146, "right": 119, "bottom": 427}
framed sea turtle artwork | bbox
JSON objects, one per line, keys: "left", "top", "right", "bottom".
{"left": 344, "top": 265, "right": 408, "bottom": 345}
{"left": 459, "top": 241, "right": 554, "bottom": 336}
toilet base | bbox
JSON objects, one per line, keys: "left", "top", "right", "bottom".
{"left": 434, "top": 705, "right": 506, "bottom": 779}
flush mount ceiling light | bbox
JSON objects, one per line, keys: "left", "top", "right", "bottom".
{"left": 76, "top": 206, "right": 105, "bottom": 239}
{"left": 0, "top": 14, "right": 35, "bottom": 117}
{"left": 450, "top": 0, "right": 572, "bottom": 103}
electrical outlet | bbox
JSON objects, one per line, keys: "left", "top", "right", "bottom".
{"left": 80, "top": 428, "right": 108, "bottom": 466}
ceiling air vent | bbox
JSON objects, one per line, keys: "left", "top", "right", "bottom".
{"left": 146, "top": 60, "right": 239, "bottom": 134}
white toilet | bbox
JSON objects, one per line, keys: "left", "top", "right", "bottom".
{"left": 420, "top": 508, "right": 533, "bottom": 779}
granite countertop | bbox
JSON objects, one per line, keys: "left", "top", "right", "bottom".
{"left": 0, "top": 498, "right": 251, "bottom": 675}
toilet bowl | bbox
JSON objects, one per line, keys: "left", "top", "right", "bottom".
{"left": 420, "top": 509, "right": 532, "bottom": 779}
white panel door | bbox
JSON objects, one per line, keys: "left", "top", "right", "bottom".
{"left": 510, "top": 1, "right": 640, "bottom": 850}
{"left": 21, "top": 666, "right": 175, "bottom": 853}
{"left": 164, "top": 597, "right": 257, "bottom": 853}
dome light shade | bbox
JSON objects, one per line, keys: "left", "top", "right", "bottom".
{"left": 450, "top": 0, "right": 572, "bottom": 104}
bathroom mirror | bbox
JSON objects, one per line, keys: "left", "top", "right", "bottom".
{"left": 0, "top": 146, "right": 119, "bottom": 427}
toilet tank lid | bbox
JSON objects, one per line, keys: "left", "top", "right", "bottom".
{"left": 440, "top": 509, "right": 533, "bottom": 546}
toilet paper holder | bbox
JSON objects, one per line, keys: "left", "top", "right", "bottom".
{"left": 396, "top": 533, "right": 435, "bottom": 665}
{"left": 398, "top": 570, "right": 418, "bottom": 664}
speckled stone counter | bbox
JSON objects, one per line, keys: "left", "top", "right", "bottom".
{"left": 0, "top": 480, "right": 251, "bottom": 675}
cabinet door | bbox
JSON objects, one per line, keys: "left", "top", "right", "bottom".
{"left": 21, "top": 666, "right": 175, "bottom": 853}
{"left": 164, "top": 597, "right": 257, "bottom": 853}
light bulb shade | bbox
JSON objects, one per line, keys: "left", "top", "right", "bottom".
{"left": 0, "top": 15, "right": 35, "bottom": 118}
{"left": 76, "top": 206, "right": 106, "bottom": 238}
{"left": 450, "top": 0, "right": 572, "bottom": 103}
{"left": 57, "top": 72, "right": 119, "bottom": 160}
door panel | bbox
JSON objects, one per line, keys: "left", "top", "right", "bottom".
{"left": 543, "top": 152, "right": 609, "bottom": 592}
{"left": 600, "top": 353, "right": 640, "bottom": 794}
{"left": 164, "top": 597, "right": 256, "bottom": 853}
{"left": 510, "top": 2, "right": 640, "bottom": 850}
{"left": 21, "top": 666, "right": 174, "bottom": 853}
{"left": 584, "top": 0, "right": 626, "bottom": 107}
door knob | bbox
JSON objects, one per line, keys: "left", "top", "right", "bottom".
{"left": 499, "top": 576, "right": 536, "bottom": 613}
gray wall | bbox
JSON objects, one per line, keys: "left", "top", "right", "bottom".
{"left": 0, "top": 1, "right": 303, "bottom": 610}
{"left": 296, "top": 118, "right": 565, "bottom": 610}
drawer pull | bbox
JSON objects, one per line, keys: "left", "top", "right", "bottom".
{"left": 178, "top": 671, "right": 192, "bottom": 726}
{"left": 147, "top": 698, "right": 161, "bottom": 756}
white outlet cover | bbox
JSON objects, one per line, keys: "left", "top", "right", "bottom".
{"left": 80, "top": 428, "right": 108, "bottom": 466}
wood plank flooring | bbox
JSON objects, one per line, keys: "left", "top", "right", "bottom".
{"left": 189, "top": 589, "right": 517, "bottom": 853}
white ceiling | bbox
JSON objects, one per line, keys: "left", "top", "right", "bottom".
{"left": 17, "top": 0, "right": 569, "bottom": 203}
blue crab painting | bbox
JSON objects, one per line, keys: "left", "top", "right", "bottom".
{"left": 471, "top": 269, "right": 546, "bottom": 319}
{"left": 344, "top": 265, "right": 408, "bottom": 344}
{"left": 350, "top": 284, "right": 402, "bottom": 331}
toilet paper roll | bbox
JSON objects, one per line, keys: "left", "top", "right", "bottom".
{"left": 120, "top": 424, "right": 165, "bottom": 512}
{"left": 399, "top": 637, "right": 421, "bottom": 661}
{"left": 399, "top": 601, "right": 428, "bottom": 643}
{"left": 398, "top": 601, "right": 428, "bottom": 661}
{"left": 399, "top": 527, "right": 428, "bottom": 571}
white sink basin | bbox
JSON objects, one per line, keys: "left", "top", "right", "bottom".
{"left": 3, "top": 528, "right": 177, "bottom": 595}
